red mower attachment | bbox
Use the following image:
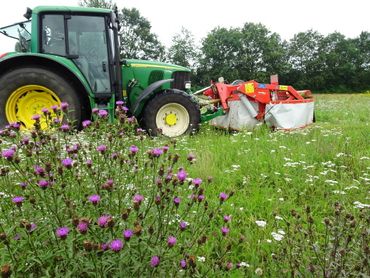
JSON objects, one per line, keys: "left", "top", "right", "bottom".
{"left": 201, "top": 75, "right": 314, "bottom": 130}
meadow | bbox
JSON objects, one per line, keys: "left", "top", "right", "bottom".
{"left": 0, "top": 94, "right": 369, "bottom": 277}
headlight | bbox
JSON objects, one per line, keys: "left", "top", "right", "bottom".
{"left": 185, "top": 81, "right": 191, "bottom": 89}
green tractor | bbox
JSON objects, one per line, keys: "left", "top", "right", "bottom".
{"left": 0, "top": 6, "right": 201, "bottom": 137}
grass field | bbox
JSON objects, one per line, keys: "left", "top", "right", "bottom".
{"left": 0, "top": 94, "right": 369, "bottom": 277}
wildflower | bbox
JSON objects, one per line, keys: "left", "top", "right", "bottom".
{"left": 150, "top": 256, "right": 160, "bottom": 267}
{"left": 123, "top": 229, "right": 133, "bottom": 241}
{"left": 34, "top": 165, "right": 45, "bottom": 176}
{"left": 1, "top": 149, "right": 15, "bottom": 161}
{"left": 41, "top": 107, "right": 49, "bottom": 114}
{"left": 129, "top": 145, "right": 139, "bottom": 155}
{"left": 98, "top": 110, "right": 108, "bottom": 118}
{"left": 255, "top": 267, "right": 263, "bottom": 276}
{"left": 21, "top": 136, "right": 30, "bottom": 145}
{"left": 197, "top": 256, "right": 206, "bottom": 262}
{"left": 96, "top": 145, "right": 107, "bottom": 154}
{"left": 77, "top": 221, "right": 89, "bottom": 234}
{"left": 192, "top": 178, "right": 202, "bottom": 187}
{"left": 19, "top": 182, "right": 27, "bottom": 188}
{"left": 255, "top": 220, "right": 267, "bottom": 228}
{"left": 110, "top": 239, "right": 123, "bottom": 252}
{"left": 174, "top": 197, "right": 181, "bottom": 207}
{"left": 155, "top": 195, "right": 161, "bottom": 205}
{"left": 197, "top": 195, "right": 205, "bottom": 202}
{"left": 86, "top": 159, "right": 92, "bottom": 168}
{"left": 271, "top": 232, "right": 284, "bottom": 241}
{"left": 60, "top": 102, "right": 69, "bottom": 111}
{"left": 98, "top": 215, "right": 112, "bottom": 228}
{"left": 62, "top": 158, "right": 73, "bottom": 169}
{"left": 31, "top": 114, "right": 41, "bottom": 121}
{"left": 116, "top": 100, "right": 124, "bottom": 106}
{"left": 225, "top": 262, "right": 233, "bottom": 271}
{"left": 221, "top": 227, "right": 230, "bottom": 236}
{"left": 51, "top": 105, "right": 59, "bottom": 112}
{"left": 56, "top": 227, "right": 70, "bottom": 239}
{"left": 92, "top": 108, "right": 99, "bottom": 114}
{"left": 219, "top": 192, "right": 228, "bottom": 202}
{"left": 38, "top": 179, "right": 49, "bottom": 189}
{"left": 133, "top": 194, "right": 144, "bottom": 207}
{"left": 180, "top": 259, "right": 187, "bottom": 269}
{"left": 88, "top": 195, "right": 101, "bottom": 205}
{"left": 28, "top": 223, "right": 37, "bottom": 233}
{"left": 177, "top": 169, "right": 187, "bottom": 182}
{"left": 179, "top": 221, "right": 188, "bottom": 231}
{"left": 167, "top": 236, "right": 177, "bottom": 247}
{"left": 151, "top": 148, "right": 163, "bottom": 158}
{"left": 187, "top": 153, "right": 196, "bottom": 162}
{"left": 82, "top": 120, "right": 92, "bottom": 128}
{"left": 12, "top": 196, "right": 24, "bottom": 207}
{"left": 223, "top": 215, "right": 231, "bottom": 222}
{"left": 60, "top": 124, "right": 70, "bottom": 132}
{"left": 162, "top": 145, "right": 169, "bottom": 153}
{"left": 236, "top": 262, "right": 250, "bottom": 268}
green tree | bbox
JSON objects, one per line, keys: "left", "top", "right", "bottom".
{"left": 119, "top": 8, "right": 165, "bottom": 61}
{"left": 79, "top": 0, "right": 114, "bottom": 9}
{"left": 167, "top": 27, "right": 199, "bottom": 69}
{"left": 286, "top": 30, "right": 325, "bottom": 90}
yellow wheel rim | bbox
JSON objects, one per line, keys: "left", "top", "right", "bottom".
{"left": 5, "top": 85, "right": 62, "bottom": 129}
{"left": 156, "top": 103, "right": 190, "bottom": 137}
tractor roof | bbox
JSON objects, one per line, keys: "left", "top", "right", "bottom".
{"left": 32, "top": 6, "right": 112, "bottom": 15}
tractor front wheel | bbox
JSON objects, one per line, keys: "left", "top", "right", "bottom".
{"left": 142, "top": 90, "right": 200, "bottom": 137}
{"left": 0, "top": 67, "right": 84, "bottom": 130}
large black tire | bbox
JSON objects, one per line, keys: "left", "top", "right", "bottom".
{"left": 142, "top": 90, "right": 200, "bottom": 137}
{"left": 0, "top": 66, "right": 84, "bottom": 129}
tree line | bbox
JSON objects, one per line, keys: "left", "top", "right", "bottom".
{"left": 80, "top": 0, "right": 370, "bottom": 92}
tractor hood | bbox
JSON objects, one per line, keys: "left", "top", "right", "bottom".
{"left": 124, "top": 59, "right": 190, "bottom": 72}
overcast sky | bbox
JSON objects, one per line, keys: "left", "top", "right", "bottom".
{"left": 0, "top": 0, "right": 369, "bottom": 53}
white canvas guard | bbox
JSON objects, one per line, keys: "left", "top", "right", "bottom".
{"left": 264, "top": 101, "right": 314, "bottom": 129}
{"left": 210, "top": 95, "right": 260, "bottom": 130}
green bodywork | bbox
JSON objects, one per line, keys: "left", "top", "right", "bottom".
{"left": 0, "top": 6, "right": 219, "bottom": 123}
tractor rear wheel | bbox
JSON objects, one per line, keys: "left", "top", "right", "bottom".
{"left": 142, "top": 90, "right": 200, "bottom": 137}
{"left": 0, "top": 67, "right": 84, "bottom": 130}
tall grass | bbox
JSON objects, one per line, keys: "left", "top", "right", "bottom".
{"left": 0, "top": 94, "right": 369, "bottom": 277}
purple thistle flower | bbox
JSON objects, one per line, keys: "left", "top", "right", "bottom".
{"left": 129, "top": 145, "right": 139, "bottom": 154}
{"left": 187, "top": 153, "right": 196, "bottom": 162}
{"left": 221, "top": 227, "right": 230, "bottom": 236}
{"left": 100, "top": 243, "right": 109, "bottom": 251}
{"left": 19, "top": 182, "right": 28, "bottom": 188}
{"left": 97, "top": 215, "right": 111, "bottom": 228}
{"left": 122, "top": 106, "right": 129, "bottom": 112}
{"left": 60, "top": 102, "right": 69, "bottom": 111}
{"left": 151, "top": 148, "right": 163, "bottom": 158}
{"left": 28, "top": 223, "right": 37, "bottom": 233}
{"left": 92, "top": 108, "right": 99, "bottom": 114}
{"left": 223, "top": 215, "right": 232, "bottom": 222}
{"left": 88, "top": 194, "right": 101, "bottom": 205}
{"left": 2, "top": 149, "right": 15, "bottom": 161}
{"left": 98, "top": 110, "right": 109, "bottom": 118}
{"left": 116, "top": 100, "right": 124, "bottom": 106}
{"left": 86, "top": 159, "right": 93, "bottom": 168}
{"left": 53, "top": 118, "right": 61, "bottom": 124}
{"left": 31, "top": 114, "right": 41, "bottom": 121}
{"left": 162, "top": 145, "right": 169, "bottom": 153}
{"left": 12, "top": 196, "right": 24, "bottom": 207}
{"left": 38, "top": 179, "right": 49, "bottom": 189}
{"left": 34, "top": 165, "right": 45, "bottom": 176}
{"left": 82, "top": 120, "right": 92, "bottom": 128}
{"left": 192, "top": 178, "right": 202, "bottom": 187}
{"left": 96, "top": 145, "right": 107, "bottom": 153}
{"left": 21, "top": 136, "right": 30, "bottom": 145}
{"left": 41, "top": 107, "right": 49, "bottom": 114}
{"left": 219, "top": 192, "right": 228, "bottom": 202}
{"left": 180, "top": 259, "right": 187, "bottom": 269}
{"left": 197, "top": 195, "right": 205, "bottom": 202}
{"left": 177, "top": 169, "right": 187, "bottom": 182}
{"left": 179, "top": 221, "right": 188, "bottom": 231}
{"left": 123, "top": 229, "right": 133, "bottom": 241}
{"left": 173, "top": 197, "right": 181, "bottom": 207}
{"left": 56, "top": 227, "right": 70, "bottom": 239}
{"left": 133, "top": 194, "right": 144, "bottom": 205}
{"left": 62, "top": 158, "right": 73, "bottom": 169}
{"left": 77, "top": 221, "right": 89, "bottom": 234}
{"left": 109, "top": 239, "right": 123, "bottom": 252}
{"left": 60, "top": 124, "right": 70, "bottom": 132}
{"left": 150, "top": 256, "right": 160, "bottom": 267}
{"left": 51, "top": 105, "right": 59, "bottom": 112}
{"left": 167, "top": 236, "right": 177, "bottom": 247}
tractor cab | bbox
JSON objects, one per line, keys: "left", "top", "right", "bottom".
{"left": 35, "top": 7, "right": 122, "bottom": 101}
